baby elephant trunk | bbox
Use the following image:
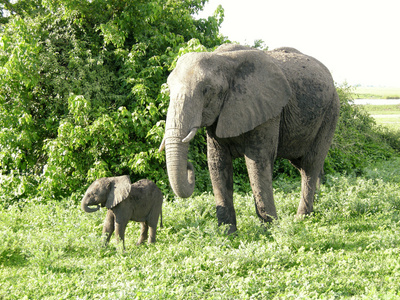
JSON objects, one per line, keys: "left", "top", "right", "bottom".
{"left": 81, "top": 200, "right": 100, "bottom": 213}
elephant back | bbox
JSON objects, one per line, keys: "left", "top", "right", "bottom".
{"left": 269, "top": 49, "right": 337, "bottom": 121}
{"left": 131, "top": 179, "right": 163, "bottom": 205}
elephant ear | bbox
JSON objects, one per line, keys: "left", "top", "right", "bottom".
{"left": 106, "top": 175, "right": 132, "bottom": 209}
{"left": 216, "top": 49, "right": 292, "bottom": 138}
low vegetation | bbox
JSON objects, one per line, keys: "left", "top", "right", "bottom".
{"left": 363, "top": 105, "right": 400, "bottom": 131}
{"left": 364, "top": 105, "right": 400, "bottom": 115}
{"left": 1, "top": 157, "right": 400, "bottom": 299}
{"left": 309, "top": 85, "right": 400, "bottom": 175}
{"left": 353, "top": 86, "right": 400, "bottom": 99}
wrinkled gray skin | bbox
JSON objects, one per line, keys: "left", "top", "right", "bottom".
{"left": 81, "top": 176, "right": 163, "bottom": 248}
{"left": 160, "top": 44, "right": 340, "bottom": 234}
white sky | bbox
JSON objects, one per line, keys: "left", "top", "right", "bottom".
{"left": 196, "top": 0, "right": 400, "bottom": 87}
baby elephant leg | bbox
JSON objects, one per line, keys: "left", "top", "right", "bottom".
{"left": 148, "top": 224, "right": 157, "bottom": 244}
{"left": 147, "top": 207, "right": 161, "bottom": 244}
{"left": 115, "top": 222, "right": 128, "bottom": 250}
{"left": 102, "top": 210, "right": 115, "bottom": 246}
{"left": 136, "top": 222, "right": 149, "bottom": 245}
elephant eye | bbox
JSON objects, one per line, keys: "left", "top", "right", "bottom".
{"left": 202, "top": 86, "right": 211, "bottom": 96}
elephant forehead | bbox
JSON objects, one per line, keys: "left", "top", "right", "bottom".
{"left": 169, "top": 69, "right": 207, "bottom": 89}
{"left": 168, "top": 81, "right": 199, "bottom": 96}
{"left": 88, "top": 179, "right": 102, "bottom": 190}
{"left": 170, "top": 54, "right": 213, "bottom": 82}
{"left": 176, "top": 52, "right": 211, "bottom": 68}
{"left": 87, "top": 178, "right": 109, "bottom": 192}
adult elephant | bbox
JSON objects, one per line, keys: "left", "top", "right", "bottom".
{"left": 159, "top": 44, "right": 340, "bottom": 233}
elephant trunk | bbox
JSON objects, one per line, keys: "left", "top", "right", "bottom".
{"left": 81, "top": 200, "right": 100, "bottom": 213}
{"left": 165, "top": 137, "right": 195, "bottom": 198}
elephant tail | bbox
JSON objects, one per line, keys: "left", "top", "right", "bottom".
{"left": 159, "top": 209, "right": 163, "bottom": 228}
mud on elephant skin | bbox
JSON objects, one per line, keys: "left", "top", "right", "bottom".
{"left": 159, "top": 44, "right": 340, "bottom": 234}
{"left": 81, "top": 176, "right": 163, "bottom": 248}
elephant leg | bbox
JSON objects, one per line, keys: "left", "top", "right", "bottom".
{"left": 297, "top": 167, "right": 320, "bottom": 215}
{"left": 291, "top": 156, "right": 321, "bottom": 215}
{"left": 293, "top": 137, "right": 334, "bottom": 214}
{"left": 146, "top": 209, "right": 160, "bottom": 244}
{"left": 294, "top": 132, "right": 335, "bottom": 215}
{"left": 207, "top": 134, "right": 236, "bottom": 234}
{"left": 102, "top": 209, "right": 115, "bottom": 246}
{"left": 244, "top": 117, "right": 280, "bottom": 222}
{"left": 148, "top": 224, "right": 157, "bottom": 244}
{"left": 245, "top": 156, "right": 277, "bottom": 222}
{"left": 295, "top": 106, "right": 339, "bottom": 216}
{"left": 137, "top": 222, "right": 149, "bottom": 245}
{"left": 114, "top": 221, "right": 128, "bottom": 250}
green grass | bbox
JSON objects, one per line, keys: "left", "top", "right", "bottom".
{"left": 2, "top": 158, "right": 400, "bottom": 299}
{"left": 363, "top": 104, "right": 400, "bottom": 114}
{"left": 363, "top": 105, "right": 400, "bottom": 130}
{"left": 353, "top": 86, "right": 400, "bottom": 99}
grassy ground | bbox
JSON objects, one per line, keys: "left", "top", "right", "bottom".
{"left": 1, "top": 157, "right": 400, "bottom": 299}
{"left": 353, "top": 87, "right": 400, "bottom": 99}
{"left": 363, "top": 104, "right": 400, "bottom": 130}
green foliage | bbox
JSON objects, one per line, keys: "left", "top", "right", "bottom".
{"left": 1, "top": 158, "right": 400, "bottom": 298}
{"left": 353, "top": 86, "right": 400, "bottom": 99}
{"left": 0, "top": 0, "right": 225, "bottom": 205}
{"left": 251, "top": 39, "right": 268, "bottom": 50}
{"left": 326, "top": 83, "right": 400, "bottom": 175}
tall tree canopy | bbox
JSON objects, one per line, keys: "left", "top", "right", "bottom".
{"left": 0, "top": 0, "right": 225, "bottom": 203}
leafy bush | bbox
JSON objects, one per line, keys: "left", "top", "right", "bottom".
{"left": 0, "top": 0, "right": 225, "bottom": 205}
{"left": 326, "top": 84, "right": 400, "bottom": 175}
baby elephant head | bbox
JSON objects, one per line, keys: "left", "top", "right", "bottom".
{"left": 81, "top": 175, "right": 132, "bottom": 213}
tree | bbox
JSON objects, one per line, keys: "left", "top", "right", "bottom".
{"left": 0, "top": 0, "right": 226, "bottom": 204}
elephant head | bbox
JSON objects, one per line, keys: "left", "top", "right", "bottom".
{"left": 160, "top": 44, "right": 292, "bottom": 198}
{"left": 81, "top": 175, "right": 132, "bottom": 213}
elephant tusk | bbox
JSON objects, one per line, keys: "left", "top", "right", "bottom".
{"left": 158, "top": 137, "right": 166, "bottom": 152}
{"left": 182, "top": 127, "right": 198, "bottom": 143}
{"left": 159, "top": 128, "right": 197, "bottom": 151}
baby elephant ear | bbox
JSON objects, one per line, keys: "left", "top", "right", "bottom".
{"left": 216, "top": 49, "right": 292, "bottom": 138}
{"left": 106, "top": 175, "right": 132, "bottom": 209}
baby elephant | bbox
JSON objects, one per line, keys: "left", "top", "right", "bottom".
{"left": 81, "top": 175, "right": 163, "bottom": 248}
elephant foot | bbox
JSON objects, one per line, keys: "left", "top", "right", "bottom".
{"left": 218, "top": 223, "right": 237, "bottom": 235}
{"left": 227, "top": 224, "right": 237, "bottom": 235}
{"left": 102, "top": 234, "right": 112, "bottom": 247}
{"left": 216, "top": 205, "right": 237, "bottom": 233}
{"left": 136, "top": 237, "right": 147, "bottom": 246}
{"left": 260, "top": 214, "right": 276, "bottom": 223}
{"left": 295, "top": 211, "right": 313, "bottom": 221}
{"left": 296, "top": 205, "right": 313, "bottom": 216}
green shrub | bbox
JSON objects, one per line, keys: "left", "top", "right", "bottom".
{"left": 0, "top": 0, "right": 225, "bottom": 205}
{"left": 326, "top": 84, "right": 400, "bottom": 175}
